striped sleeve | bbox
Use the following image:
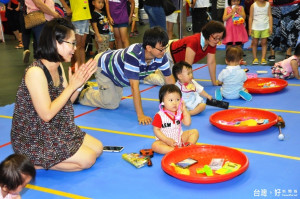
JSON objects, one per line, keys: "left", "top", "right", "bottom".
{"left": 159, "top": 56, "right": 172, "bottom": 76}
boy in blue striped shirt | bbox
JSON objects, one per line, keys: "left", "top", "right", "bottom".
{"left": 79, "top": 27, "right": 175, "bottom": 125}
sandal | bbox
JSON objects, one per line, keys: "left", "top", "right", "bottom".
{"left": 285, "top": 54, "right": 292, "bottom": 59}
{"left": 15, "top": 41, "right": 24, "bottom": 49}
{"left": 268, "top": 55, "right": 275, "bottom": 62}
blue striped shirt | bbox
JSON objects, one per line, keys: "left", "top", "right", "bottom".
{"left": 98, "top": 43, "right": 171, "bottom": 87}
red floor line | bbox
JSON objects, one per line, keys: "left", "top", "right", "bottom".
{"left": 0, "top": 142, "right": 11, "bottom": 149}
{"left": 75, "top": 85, "right": 158, "bottom": 119}
{"left": 193, "top": 64, "right": 208, "bottom": 72}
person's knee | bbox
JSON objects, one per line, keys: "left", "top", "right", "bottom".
{"left": 101, "top": 100, "right": 120, "bottom": 109}
{"left": 95, "top": 142, "right": 103, "bottom": 157}
{"left": 252, "top": 39, "right": 258, "bottom": 45}
{"left": 261, "top": 39, "right": 267, "bottom": 46}
{"left": 80, "top": 152, "right": 98, "bottom": 169}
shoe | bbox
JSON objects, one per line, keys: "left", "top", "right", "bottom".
{"left": 129, "top": 32, "right": 134, "bottom": 38}
{"left": 268, "top": 55, "right": 275, "bottom": 62}
{"left": 261, "top": 59, "right": 267, "bottom": 65}
{"left": 285, "top": 54, "right": 292, "bottom": 59}
{"left": 239, "top": 90, "right": 252, "bottom": 101}
{"left": 15, "top": 41, "right": 24, "bottom": 49}
{"left": 252, "top": 58, "right": 259, "bottom": 65}
{"left": 23, "top": 50, "right": 30, "bottom": 63}
{"left": 134, "top": 31, "right": 139, "bottom": 36}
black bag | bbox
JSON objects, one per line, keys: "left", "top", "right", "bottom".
{"left": 273, "top": 0, "right": 294, "bottom": 5}
{"left": 162, "top": 0, "right": 176, "bottom": 16}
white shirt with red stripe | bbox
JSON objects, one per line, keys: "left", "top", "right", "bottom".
{"left": 152, "top": 109, "right": 183, "bottom": 145}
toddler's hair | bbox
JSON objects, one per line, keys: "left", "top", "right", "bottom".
{"left": 142, "top": 26, "right": 169, "bottom": 49}
{"left": 0, "top": 154, "right": 36, "bottom": 191}
{"left": 159, "top": 84, "right": 182, "bottom": 103}
{"left": 226, "top": 46, "right": 243, "bottom": 62}
{"left": 294, "top": 43, "right": 300, "bottom": 56}
{"left": 172, "top": 61, "right": 192, "bottom": 81}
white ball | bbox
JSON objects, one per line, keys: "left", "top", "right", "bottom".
{"left": 278, "top": 134, "right": 284, "bottom": 141}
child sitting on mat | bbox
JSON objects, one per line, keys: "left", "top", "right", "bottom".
{"left": 152, "top": 84, "right": 199, "bottom": 154}
{"left": 0, "top": 154, "right": 36, "bottom": 199}
{"left": 216, "top": 46, "right": 252, "bottom": 101}
{"left": 173, "top": 61, "right": 213, "bottom": 116}
{"left": 271, "top": 43, "right": 300, "bottom": 80}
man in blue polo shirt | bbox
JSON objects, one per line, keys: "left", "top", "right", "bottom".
{"left": 79, "top": 27, "right": 174, "bottom": 125}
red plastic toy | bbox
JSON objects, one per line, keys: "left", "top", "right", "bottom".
{"left": 209, "top": 108, "right": 278, "bottom": 133}
{"left": 244, "top": 78, "right": 288, "bottom": 94}
{"left": 161, "top": 145, "right": 249, "bottom": 183}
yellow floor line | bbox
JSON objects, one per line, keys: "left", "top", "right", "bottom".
{"left": 79, "top": 125, "right": 300, "bottom": 161}
{"left": 0, "top": 115, "right": 12, "bottom": 119}
{"left": 25, "top": 184, "right": 91, "bottom": 199}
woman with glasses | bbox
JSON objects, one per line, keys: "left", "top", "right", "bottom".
{"left": 11, "top": 18, "right": 103, "bottom": 172}
{"left": 146, "top": 20, "right": 226, "bottom": 86}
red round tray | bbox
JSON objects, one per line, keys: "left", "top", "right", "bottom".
{"left": 161, "top": 145, "right": 249, "bottom": 184}
{"left": 209, "top": 108, "right": 278, "bottom": 133}
{"left": 244, "top": 77, "right": 288, "bottom": 94}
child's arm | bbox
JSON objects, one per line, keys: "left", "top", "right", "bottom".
{"left": 223, "top": 7, "right": 233, "bottom": 21}
{"left": 13, "top": 194, "right": 21, "bottom": 199}
{"left": 267, "top": 3, "right": 273, "bottom": 35}
{"left": 58, "top": 0, "right": 72, "bottom": 16}
{"left": 15, "top": 2, "right": 20, "bottom": 11}
{"left": 130, "top": 79, "right": 152, "bottom": 125}
{"left": 181, "top": 101, "right": 191, "bottom": 126}
{"left": 248, "top": 4, "right": 254, "bottom": 36}
{"left": 153, "top": 126, "right": 177, "bottom": 147}
{"left": 291, "top": 60, "right": 300, "bottom": 80}
{"left": 91, "top": 22, "right": 103, "bottom": 43}
{"left": 237, "top": 6, "right": 246, "bottom": 19}
{"left": 105, "top": 0, "right": 114, "bottom": 25}
{"left": 128, "top": 0, "right": 134, "bottom": 24}
{"left": 7, "top": 0, "right": 12, "bottom": 10}
{"left": 200, "top": 90, "right": 212, "bottom": 100}
{"left": 191, "top": 0, "right": 196, "bottom": 9}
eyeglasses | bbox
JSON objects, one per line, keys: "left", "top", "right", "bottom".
{"left": 62, "top": 40, "right": 77, "bottom": 48}
{"left": 210, "top": 34, "right": 222, "bottom": 42}
{"left": 154, "top": 44, "right": 169, "bottom": 53}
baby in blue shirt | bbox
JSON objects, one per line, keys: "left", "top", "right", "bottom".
{"left": 216, "top": 46, "right": 252, "bottom": 101}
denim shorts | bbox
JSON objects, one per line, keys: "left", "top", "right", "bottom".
{"left": 113, "top": 23, "right": 128, "bottom": 28}
{"left": 72, "top": 20, "right": 89, "bottom": 35}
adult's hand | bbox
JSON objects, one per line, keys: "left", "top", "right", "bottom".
{"left": 138, "top": 114, "right": 152, "bottom": 125}
{"left": 68, "top": 59, "right": 96, "bottom": 91}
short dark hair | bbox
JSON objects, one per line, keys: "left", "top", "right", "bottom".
{"left": 159, "top": 84, "right": 182, "bottom": 103}
{"left": 226, "top": 46, "right": 243, "bottom": 62}
{"left": 172, "top": 61, "right": 192, "bottom": 81}
{"left": 202, "top": 20, "right": 226, "bottom": 40}
{"left": 142, "top": 26, "right": 169, "bottom": 49}
{"left": 36, "top": 18, "right": 75, "bottom": 62}
{"left": 294, "top": 43, "right": 300, "bottom": 56}
{"left": 0, "top": 154, "right": 36, "bottom": 191}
